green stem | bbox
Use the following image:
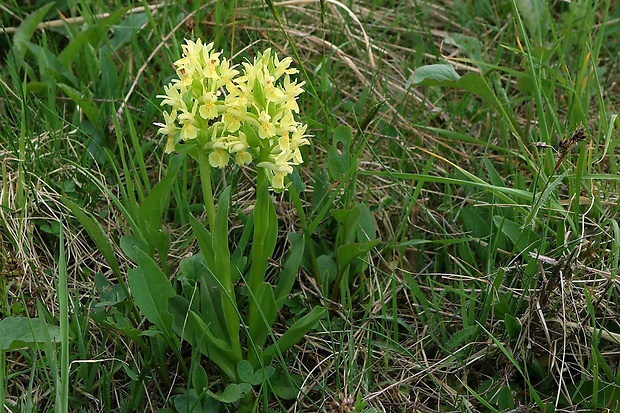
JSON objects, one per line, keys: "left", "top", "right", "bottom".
{"left": 199, "top": 153, "right": 217, "bottom": 231}
{"left": 249, "top": 170, "right": 270, "bottom": 294}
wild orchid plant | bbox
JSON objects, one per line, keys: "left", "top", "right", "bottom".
{"left": 127, "top": 39, "right": 325, "bottom": 411}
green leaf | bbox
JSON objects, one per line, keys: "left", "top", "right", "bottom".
{"left": 356, "top": 203, "right": 377, "bottom": 242}
{"left": 127, "top": 249, "right": 176, "bottom": 340}
{"left": 12, "top": 3, "right": 54, "bottom": 60}
{"left": 514, "top": 0, "right": 549, "bottom": 42}
{"left": 189, "top": 215, "right": 215, "bottom": 270}
{"left": 328, "top": 146, "right": 348, "bottom": 181}
{"left": 110, "top": 12, "right": 150, "bottom": 50}
{"left": 497, "top": 385, "right": 515, "bottom": 410}
{"left": 58, "top": 83, "right": 100, "bottom": 126}
{"left": 445, "top": 325, "right": 479, "bottom": 352}
{"left": 336, "top": 240, "right": 380, "bottom": 276}
{"left": 252, "top": 77, "right": 266, "bottom": 108}
{"left": 492, "top": 216, "right": 540, "bottom": 253}
{"left": 249, "top": 366, "right": 275, "bottom": 386}
{"left": 62, "top": 197, "right": 122, "bottom": 281}
{"left": 248, "top": 282, "right": 277, "bottom": 356}
{"left": 139, "top": 154, "right": 183, "bottom": 231}
{"left": 316, "top": 254, "right": 338, "bottom": 286}
{"left": 210, "top": 383, "right": 242, "bottom": 403}
{"left": 192, "top": 362, "right": 209, "bottom": 392}
{"left": 120, "top": 235, "right": 149, "bottom": 263}
{"left": 168, "top": 296, "right": 238, "bottom": 381}
{"left": 445, "top": 33, "right": 483, "bottom": 63}
{"left": 406, "top": 64, "right": 460, "bottom": 87}
{"left": 237, "top": 360, "right": 254, "bottom": 383}
{"left": 58, "top": 7, "right": 128, "bottom": 67}
{"left": 262, "top": 306, "right": 326, "bottom": 363}
{"left": 274, "top": 233, "right": 305, "bottom": 309}
{"left": 504, "top": 314, "right": 522, "bottom": 342}
{"left": 406, "top": 67, "right": 520, "bottom": 132}
{"left": 483, "top": 158, "right": 505, "bottom": 188}
{"left": 0, "top": 317, "right": 61, "bottom": 352}
{"left": 270, "top": 372, "right": 303, "bottom": 400}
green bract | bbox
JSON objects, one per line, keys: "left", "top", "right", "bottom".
{"left": 155, "top": 39, "right": 309, "bottom": 190}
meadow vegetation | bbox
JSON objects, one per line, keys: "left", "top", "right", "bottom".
{"left": 1, "top": 1, "right": 620, "bottom": 412}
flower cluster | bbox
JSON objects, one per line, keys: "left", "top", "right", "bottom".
{"left": 155, "top": 39, "right": 309, "bottom": 190}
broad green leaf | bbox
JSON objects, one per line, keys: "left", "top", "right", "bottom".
{"left": 127, "top": 249, "right": 176, "bottom": 340}
{"left": 356, "top": 203, "right": 377, "bottom": 242}
{"left": 58, "top": 83, "right": 100, "bottom": 125}
{"left": 514, "top": 0, "right": 549, "bottom": 42}
{"left": 327, "top": 147, "right": 348, "bottom": 181}
{"left": 406, "top": 67, "right": 520, "bottom": 132}
{"left": 504, "top": 313, "right": 522, "bottom": 342}
{"left": 58, "top": 7, "right": 128, "bottom": 67}
{"left": 24, "top": 42, "right": 79, "bottom": 87}
{"left": 497, "top": 385, "right": 515, "bottom": 410}
{"left": 110, "top": 12, "right": 150, "bottom": 50}
{"left": 406, "top": 64, "right": 460, "bottom": 88}
{"left": 137, "top": 154, "right": 183, "bottom": 263}
{"left": 139, "top": 154, "right": 183, "bottom": 233}
{"left": 197, "top": 268, "right": 229, "bottom": 340}
{"left": 248, "top": 282, "right": 277, "bottom": 357}
{"left": 336, "top": 240, "right": 380, "bottom": 276}
{"left": 173, "top": 391, "right": 201, "bottom": 413}
{"left": 252, "top": 77, "right": 266, "bottom": 108}
{"left": 210, "top": 187, "right": 241, "bottom": 355}
{"left": 483, "top": 158, "right": 505, "bottom": 188}
{"left": 445, "top": 33, "right": 483, "bottom": 63}
{"left": 270, "top": 372, "right": 303, "bottom": 400}
{"left": 189, "top": 215, "right": 215, "bottom": 270}
{"left": 249, "top": 366, "right": 275, "bottom": 386}
{"left": 262, "top": 306, "right": 326, "bottom": 363}
{"left": 12, "top": 3, "right": 54, "bottom": 59}
{"left": 492, "top": 216, "right": 540, "bottom": 253}
{"left": 445, "top": 325, "right": 478, "bottom": 351}
{"left": 120, "top": 235, "right": 149, "bottom": 263}
{"left": 169, "top": 296, "right": 238, "bottom": 381}
{"left": 0, "top": 317, "right": 61, "bottom": 352}
{"left": 237, "top": 360, "right": 254, "bottom": 383}
{"left": 192, "top": 364, "right": 209, "bottom": 392}
{"left": 274, "top": 233, "right": 305, "bottom": 308}
{"left": 210, "top": 383, "right": 243, "bottom": 403}
{"left": 316, "top": 254, "right": 338, "bottom": 286}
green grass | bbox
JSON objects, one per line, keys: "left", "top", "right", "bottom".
{"left": 1, "top": 0, "right": 620, "bottom": 412}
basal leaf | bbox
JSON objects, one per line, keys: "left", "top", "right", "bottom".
{"left": 127, "top": 249, "right": 176, "bottom": 340}
{"left": 0, "top": 317, "right": 61, "bottom": 352}
{"left": 261, "top": 306, "right": 326, "bottom": 363}
{"left": 248, "top": 282, "right": 277, "bottom": 358}
{"left": 274, "top": 232, "right": 305, "bottom": 309}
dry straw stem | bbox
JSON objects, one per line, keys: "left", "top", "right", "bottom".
{"left": 1, "top": 3, "right": 166, "bottom": 34}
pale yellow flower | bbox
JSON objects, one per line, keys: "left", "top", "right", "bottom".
{"left": 157, "top": 83, "right": 185, "bottom": 111}
{"left": 257, "top": 111, "right": 276, "bottom": 139}
{"left": 199, "top": 91, "right": 220, "bottom": 120}
{"left": 209, "top": 143, "right": 229, "bottom": 168}
{"left": 178, "top": 103, "right": 199, "bottom": 141}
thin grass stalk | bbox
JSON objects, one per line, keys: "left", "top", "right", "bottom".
{"left": 56, "top": 222, "right": 69, "bottom": 413}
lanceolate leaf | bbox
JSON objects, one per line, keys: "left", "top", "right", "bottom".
{"left": 406, "top": 65, "right": 520, "bottom": 132}
{"left": 127, "top": 248, "right": 176, "bottom": 341}
{"left": 261, "top": 306, "right": 326, "bottom": 363}
{"left": 0, "top": 317, "right": 61, "bottom": 352}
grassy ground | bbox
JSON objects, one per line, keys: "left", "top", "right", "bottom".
{"left": 1, "top": 0, "right": 620, "bottom": 412}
